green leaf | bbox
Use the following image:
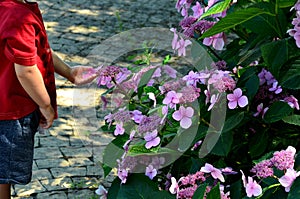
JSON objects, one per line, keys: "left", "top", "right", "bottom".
{"left": 113, "top": 174, "right": 175, "bottom": 199}
{"left": 288, "top": 178, "right": 300, "bottom": 199}
{"left": 101, "top": 163, "right": 112, "bottom": 178}
{"left": 200, "top": 0, "right": 231, "bottom": 19}
{"left": 222, "top": 112, "right": 245, "bottom": 133}
{"left": 278, "top": 0, "right": 297, "bottom": 8}
{"left": 138, "top": 66, "right": 158, "bottom": 89}
{"left": 192, "top": 183, "right": 208, "bottom": 199}
{"left": 211, "top": 130, "right": 233, "bottom": 156}
{"left": 261, "top": 39, "right": 288, "bottom": 78}
{"left": 282, "top": 115, "right": 300, "bottom": 126}
{"left": 245, "top": 75, "right": 259, "bottom": 101}
{"left": 281, "top": 59, "right": 300, "bottom": 89}
{"left": 201, "top": 8, "right": 274, "bottom": 38}
{"left": 264, "top": 101, "right": 294, "bottom": 123}
{"left": 249, "top": 131, "right": 269, "bottom": 158}
{"left": 207, "top": 183, "right": 221, "bottom": 199}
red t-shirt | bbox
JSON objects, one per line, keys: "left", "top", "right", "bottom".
{"left": 0, "top": 0, "right": 57, "bottom": 120}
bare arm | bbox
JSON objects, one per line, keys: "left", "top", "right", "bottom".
{"left": 14, "top": 64, "right": 54, "bottom": 128}
{"left": 51, "top": 50, "right": 98, "bottom": 85}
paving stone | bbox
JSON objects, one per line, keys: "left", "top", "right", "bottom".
{"left": 70, "top": 177, "right": 100, "bottom": 189}
{"left": 14, "top": 180, "right": 46, "bottom": 197}
{"left": 86, "top": 165, "right": 104, "bottom": 177}
{"left": 34, "top": 147, "right": 63, "bottom": 159}
{"left": 36, "top": 158, "right": 70, "bottom": 169}
{"left": 67, "top": 189, "right": 97, "bottom": 199}
{"left": 32, "top": 169, "right": 53, "bottom": 180}
{"left": 36, "top": 191, "right": 68, "bottom": 199}
{"left": 40, "top": 177, "right": 72, "bottom": 191}
{"left": 60, "top": 147, "right": 92, "bottom": 158}
{"left": 50, "top": 167, "right": 87, "bottom": 178}
{"left": 68, "top": 157, "right": 94, "bottom": 167}
{"left": 39, "top": 135, "right": 70, "bottom": 147}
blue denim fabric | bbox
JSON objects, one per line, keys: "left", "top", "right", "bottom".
{"left": 0, "top": 111, "right": 39, "bottom": 185}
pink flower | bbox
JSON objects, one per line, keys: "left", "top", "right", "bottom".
{"left": 208, "top": 94, "right": 219, "bottom": 111}
{"left": 145, "top": 165, "right": 157, "bottom": 180}
{"left": 172, "top": 106, "right": 194, "bottom": 129}
{"left": 279, "top": 168, "right": 300, "bottom": 192}
{"left": 240, "top": 170, "right": 262, "bottom": 197}
{"left": 131, "top": 110, "right": 144, "bottom": 124}
{"left": 269, "top": 81, "right": 282, "bottom": 94}
{"left": 114, "top": 122, "right": 125, "bottom": 136}
{"left": 200, "top": 163, "right": 225, "bottom": 182}
{"left": 227, "top": 88, "right": 248, "bottom": 109}
{"left": 118, "top": 168, "right": 128, "bottom": 184}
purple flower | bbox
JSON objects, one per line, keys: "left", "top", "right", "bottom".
{"left": 253, "top": 103, "right": 268, "bottom": 118}
{"left": 118, "top": 168, "right": 128, "bottom": 184}
{"left": 144, "top": 130, "right": 161, "bottom": 149}
{"left": 183, "top": 71, "right": 206, "bottom": 87}
{"left": 95, "top": 185, "right": 108, "bottom": 199}
{"left": 123, "top": 130, "right": 136, "bottom": 151}
{"left": 279, "top": 168, "right": 300, "bottom": 192}
{"left": 172, "top": 106, "right": 194, "bottom": 129}
{"left": 170, "top": 28, "right": 179, "bottom": 50}
{"left": 192, "top": 1, "right": 204, "bottom": 18}
{"left": 284, "top": 95, "right": 299, "bottom": 110}
{"left": 163, "top": 65, "right": 177, "bottom": 78}
{"left": 114, "top": 122, "right": 125, "bottom": 136}
{"left": 269, "top": 81, "right": 282, "bottom": 94}
{"left": 145, "top": 165, "right": 157, "bottom": 180}
{"left": 227, "top": 88, "right": 248, "bottom": 109}
{"left": 240, "top": 170, "right": 262, "bottom": 197}
{"left": 163, "top": 91, "right": 182, "bottom": 108}
{"left": 200, "top": 163, "right": 225, "bottom": 182}
{"left": 258, "top": 68, "right": 275, "bottom": 85}
{"left": 221, "top": 167, "right": 238, "bottom": 175}
{"left": 203, "top": 33, "right": 225, "bottom": 50}
{"left": 208, "top": 94, "right": 219, "bottom": 111}
{"left": 131, "top": 110, "right": 144, "bottom": 124}
{"left": 250, "top": 160, "right": 274, "bottom": 178}
{"left": 175, "top": 37, "right": 192, "bottom": 56}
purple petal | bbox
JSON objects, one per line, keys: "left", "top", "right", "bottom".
{"left": 233, "top": 88, "right": 242, "bottom": 97}
{"left": 172, "top": 110, "right": 183, "bottom": 121}
{"left": 227, "top": 93, "right": 236, "bottom": 101}
{"left": 185, "top": 107, "right": 194, "bottom": 117}
{"left": 180, "top": 117, "right": 192, "bottom": 129}
{"left": 228, "top": 101, "right": 237, "bottom": 109}
{"left": 238, "top": 96, "right": 248, "bottom": 107}
{"left": 145, "top": 137, "right": 161, "bottom": 149}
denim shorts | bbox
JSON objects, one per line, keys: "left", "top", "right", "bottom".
{"left": 0, "top": 110, "right": 39, "bottom": 185}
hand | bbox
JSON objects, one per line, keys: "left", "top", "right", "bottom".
{"left": 70, "top": 66, "right": 98, "bottom": 86}
{"left": 39, "top": 105, "right": 55, "bottom": 129}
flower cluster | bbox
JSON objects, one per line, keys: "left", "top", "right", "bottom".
{"left": 253, "top": 68, "right": 299, "bottom": 118}
{"left": 243, "top": 146, "right": 299, "bottom": 196}
{"left": 288, "top": 0, "right": 300, "bottom": 48}
{"left": 173, "top": 0, "right": 230, "bottom": 51}
{"left": 168, "top": 163, "right": 232, "bottom": 199}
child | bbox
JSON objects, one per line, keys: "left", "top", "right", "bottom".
{"left": 0, "top": 0, "right": 97, "bottom": 198}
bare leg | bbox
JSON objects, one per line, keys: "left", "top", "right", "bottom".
{"left": 0, "top": 184, "right": 11, "bottom": 199}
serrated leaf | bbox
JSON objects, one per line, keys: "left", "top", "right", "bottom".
{"left": 278, "top": 0, "right": 297, "bottom": 8}
{"left": 281, "top": 59, "right": 300, "bottom": 89}
{"left": 207, "top": 183, "right": 221, "bottom": 199}
{"left": 222, "top": 112, "right": 244, "bottom": 132}
{"left": 282, "top": 115, "right": 300, "bottom": 126}
{"left": 200, "top": 0, "right": 231, "bottom": 19}
{"left": 264, "top": 101, "right": 293, "bottom": 123}
{"left": 201, "top": 8, "right": 274, "bottom": 38}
